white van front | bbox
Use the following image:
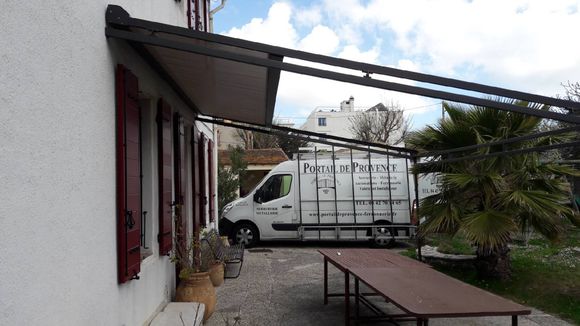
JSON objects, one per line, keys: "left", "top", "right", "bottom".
{"left": 219, "top": 161, "right": 297, "bottom": 246}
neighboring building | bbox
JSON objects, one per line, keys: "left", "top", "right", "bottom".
{"left": 216, "top": 118, "right": 295, "bottom": 150}
{"left": 301, "top": 96, "right": 405, "bottom": 146}
{"left": 217, "top": 124, "right": 247, "bottom": 150}
{"left": 301, "top": 96, "right": 359, "bottom": 139}
{"left": 1, "top": 2, "right": 277, "bottom": 325}
{"left": 219, "top": 148, "right": 289, "bottom": 197}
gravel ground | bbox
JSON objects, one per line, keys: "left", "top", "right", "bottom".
{"left": 204, "top": 242, "right": 573, "bottom": 326}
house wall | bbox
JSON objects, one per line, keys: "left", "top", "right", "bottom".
{"left": 301, "top": 109, "right": 360, "bottom": 141}
{"left": 0, "top": 1, "right": 215, "bottom": 325}
{"left": 301, "top": 105, "right": 405, "bottom": 146}
{"left": 216, "top": 125, "right": 245, "bottom": 150}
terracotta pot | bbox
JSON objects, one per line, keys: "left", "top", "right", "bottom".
{"left": 209, "top": 262, "right": 225, "bottom": 287}
{"left": 175, "top": 272, "right": 216, "bottom": 321}
{"left": 220, "top": 236, "right": 230, "bottom": 247}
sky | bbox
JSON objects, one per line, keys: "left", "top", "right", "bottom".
{"left": 212, "top": 0, "right": 580, "bottom": 129}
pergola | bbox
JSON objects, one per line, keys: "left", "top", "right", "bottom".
{"left": 105, "top": 4, "right": 579, "bottom": 155}
{"left": 105, "top": 4, "right": 579, "bottom": 255}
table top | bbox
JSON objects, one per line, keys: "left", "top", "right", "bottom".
{"left": 349, "top": 267, "right": 531, "bottom": 318}
{"left": 318, "top": 248, "right": 429, "bottom": 271}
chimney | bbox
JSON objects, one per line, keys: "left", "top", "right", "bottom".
{"left": 340, "top": 96, "right": 355, "bottom": 112}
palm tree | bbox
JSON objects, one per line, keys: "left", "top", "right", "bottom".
{"left": 407, "top": 100, "right": 579, "bottom": 280}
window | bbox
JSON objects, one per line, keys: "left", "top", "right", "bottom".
{"left": 318, "top": 117, "right": 327, "bottom": 126}
{"left": 257, "top": 174, "right": 292, "bottom": 203}
{"left": 139, "top": 99, "right": 154, "bottom": 259}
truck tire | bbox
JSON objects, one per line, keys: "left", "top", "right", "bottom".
{"left": 373, "top": 225, "right": 396, "bottom": 248}
{"left": 232, "top": 223, "right": 259, "bottom": 248}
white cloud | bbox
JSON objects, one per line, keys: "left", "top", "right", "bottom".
{"left": 298, "top": 25, "right": 340, "bottom": 55}
{"left": 316, "top": 0, "right": 580, "bottom": 95}
{"left": 338, "top": 45, "right": 380, "bottom": 63}
{"left": 221, "top": 1, "right": 422, "bottom": 123}
{"left": 294, "top": 6, "right": 322, "bottom": 27}
{"left": 220, "top": 0, "right": 580, "bottom": 128}
{"left": 223, "top": 2, "right": 298, "bottom": 48}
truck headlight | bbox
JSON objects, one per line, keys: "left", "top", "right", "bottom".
{"left": 221, "top": 203, "right": 234, "bottom": 218}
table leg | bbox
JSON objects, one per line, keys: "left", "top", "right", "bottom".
{"left": 345, "top": 271, "right": 350, "bottom": 326}
{"left": 354, "top": 278, "right": 359, "bottom": 325}
{"left": 512, "top": 315, "right": 518, "bottom": 326}
{"left": 324, "top": 258, "right": 328, "bottom": 305}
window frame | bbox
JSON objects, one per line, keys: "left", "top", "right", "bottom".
{"left": 257, "top": 174, "right": 293, "bottom": 203}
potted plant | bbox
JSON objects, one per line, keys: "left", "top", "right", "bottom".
{"left": 200, "top": 230, "right": 225, "bottom": 287}
{"left": 170, "top": 205, "right": 216, "bottom": 321}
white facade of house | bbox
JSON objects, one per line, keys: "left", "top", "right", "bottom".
{"left": 301, "top": 96, "right": 360, "bottom": 140}
{"left": 301, "top": 97, "right": 405, "bottom": 147}
{"left": 216, "top": 118, "right": 295, "bottom": 150}
{"left": 0, "top": 1, "right": 217, "bottom": 326}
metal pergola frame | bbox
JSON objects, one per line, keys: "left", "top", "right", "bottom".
{"left": 106, "top": 5, "right": 579, "bottom": 255}
{"left": 105, "top": 4, "right": 579, "bottom": 163}
{"left": 105, "top": 5, "right": 580, "bottom": 125}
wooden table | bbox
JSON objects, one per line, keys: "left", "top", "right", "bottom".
{"left": 319, "top": 248, "right": 430, "bottom": 325}
{"left": 319, "top": 248, "right": 530, "bottom": 326}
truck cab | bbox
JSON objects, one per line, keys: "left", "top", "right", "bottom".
{"left": 219, "top": 161, "right": 298, "bottom": 246}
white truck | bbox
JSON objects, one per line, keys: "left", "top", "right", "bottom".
{"left": 219, "top": 151, "right": 439, "bottom": 247}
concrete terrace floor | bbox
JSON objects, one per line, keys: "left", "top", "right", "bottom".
{"left": 205, "top": 242, "right": 573, "bottom": 326}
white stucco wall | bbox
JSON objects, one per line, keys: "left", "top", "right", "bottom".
{"left": 301, "top": 109, "right": 360, "bottom": 139}
{"left": 216, "top": 125, "right": 245, "bottom": 150}
{"left": 301, "top": 108, "right": 405, "bottom": 147}
{"left": 0, "top": 1, "right": 215, "bottom": 325}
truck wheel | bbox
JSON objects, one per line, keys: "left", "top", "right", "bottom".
{"left": 232, "top": 223, "right": 259, "bottom": 248}
{"left": 373, "top": 225, "right": 396, "bottom": 248}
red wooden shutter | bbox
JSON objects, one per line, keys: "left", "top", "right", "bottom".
{"left": 191, "top": 126, "right": 200, "bottom": 234}
{"left": 116, "top": 64, "right": 142, "bottom": 283}
{"left": 157, "top": 99, "right": 173, "bottom": 255}
{"left": 208, "top": 140, "right": 215, "bottom": 223}
{"left": 198, "top": 133, "right": 207, "bottom": 228}
{"left": 173, "top": 113, "right": 187, "bottom": 248}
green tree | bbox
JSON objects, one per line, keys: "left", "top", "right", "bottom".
{"left": 407, "top": 100, "right": 579, "bottom": 280}
{"left": 276, "top": 133, "right": 309, "bottom": 158}
{"left": 217, "top": 147, "right": 247, "bottom": 212}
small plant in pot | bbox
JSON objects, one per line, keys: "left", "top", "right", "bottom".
{"left": 170, "top": 205, "right": 216, "bottom": 321}
{"left": 201, "top": 231, "right": 225, "bottom": 287}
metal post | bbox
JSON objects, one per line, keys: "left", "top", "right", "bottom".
{"left": 350, "top": 148, "right": 358, "bottom": 240}
{"left": 386, "top": 154, "right": 395, "bottom": 239}
{"left": 332, "top": 146, "right": 339, "bottom": 239}
{"left": 354, "top": 278, "right": 359, "bottom": 322}
{"left": 345, "top": 271, "right": 350, "bottom": 326}
{"left": 405, "top": 158, "right": 412, "bottom": 237}
{"left": 315, "top": 146, "right": 321, "bottom": 240}
{"left": 368, "top": 147, "right": 376, "bottom": 224}
{"left": 297, "top": 153, "right": 303, "bottom": 232}
{"left": 324, "top": 257, "right": 328, "bottom": 305}
{"left": 412, "top": 157, "right": 422, "bottom": 261}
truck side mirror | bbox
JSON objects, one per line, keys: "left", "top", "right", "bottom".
{"left": 254, "top": 190, "right": 262, "bottom": 204}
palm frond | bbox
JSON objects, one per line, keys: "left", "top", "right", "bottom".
{"left": 418, "top": 193, "right": 464, "bottom": 236}
{"left": 461, "top": 210, "right": 517, "bottom": 250}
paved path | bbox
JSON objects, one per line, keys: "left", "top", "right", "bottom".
{"left": 205, "top": 245, "right": 573, "bottom": 326}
